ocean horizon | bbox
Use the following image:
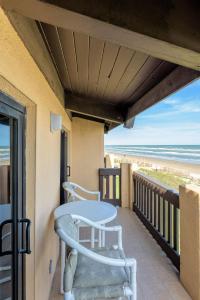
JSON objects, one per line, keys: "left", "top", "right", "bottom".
{"left": 105, "top": 145, "right": 200, "bottom": 165}
{"left": 2, "top": 145, "right": 200, "bottom": 165}
{"left": 0, "top": 145, "right": 10, "bottom": 162}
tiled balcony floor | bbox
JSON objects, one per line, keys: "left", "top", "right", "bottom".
{"left": 49, "top": 208, "right": 191, "bottom": 300}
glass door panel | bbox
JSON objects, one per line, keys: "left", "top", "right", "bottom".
{"left": 0, "top": 94, "right": 30, "bottom": 300}
{"left": 0, "top": 115, "right": 12, "bottom": 300}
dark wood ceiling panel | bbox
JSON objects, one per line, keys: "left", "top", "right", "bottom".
{"left": 127, "top": 61, "right": 177, "bottom": 105}
{"left": 57, "top": 28, "right": 79, "bottom": 92}
{"left": 41, "top": 23, "right": 71, "bottom": 90}
{"left": 103, "top": 47, "right": 134, "bottom": 101}
{"left": 96, "top": 41, "right": 120, "bottom": 99}
{"left": 88, "top": 37, "right": 105, "bottom": 97}
{"left": 121, "top": 56, "right": 162, "bottom": 101}
{"left": 114, "top": 51, "right": 148, "bottom": 101}
{"left": 74, "top": 32, "right": 89, "bottom": 95}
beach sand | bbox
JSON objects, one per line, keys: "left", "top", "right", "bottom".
{"left": 0, "top": 160, "right": 9, "bottom": 166}
{"left": 106, "top": 152, "right": 200, "bottom": 178}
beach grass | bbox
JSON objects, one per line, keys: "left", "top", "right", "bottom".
{"left": 139, "top": 167, "right": 191, "bottom": 191}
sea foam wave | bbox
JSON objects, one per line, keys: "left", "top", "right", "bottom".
{"left": 105, "top": 145, "right": 200, "bottom": 164}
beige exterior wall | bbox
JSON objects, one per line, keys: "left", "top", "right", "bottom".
{"left": 180, "top": 185, "right": 200, "bottom": 300}
{"left": 120, "top": 163, "right": 133, "bottom": 208}
{"left": 0, "top": 9, "right": 105, "bottom": 300}
{"left": 105, "top": 154, "right": 112, "bottom": 168}
{"left": 0, "top": 9, "right": 71, "bottom": 300}
{"left": 71, "top": 117, "right": 104, "bottom": 192}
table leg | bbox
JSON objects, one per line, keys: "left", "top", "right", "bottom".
{"left": 102, "top": 230, "right": 105, "bottom": 247}
{"left": 98, "top": 230, "right": 102, "bottom": 248}
{"left": 60, "top": 240, "right": 65, "bottom": 294}
{"left": 91, "top": 227, "right": 95, "bottom": 248}
{"left": 77, "top": 224, "right": 80, "bottom": 242}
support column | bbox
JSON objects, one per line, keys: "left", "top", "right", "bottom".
{"left": 120, "top": 163, "right": 133, "bottom": 208}
{"left": 179, "top": 185, "right": 200, "bottom": 300}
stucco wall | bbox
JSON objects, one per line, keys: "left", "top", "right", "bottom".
{"left": 180, "top": 185, "right": 200, "bottom": 300}
{"left": 0, "top": 8, "right": 106, "bottom": 300}
{"left": 0, "top": 9, "right": 71, "bottom": 300}
{"left": 71, "top": 117, "right": 104, "bottom": 192}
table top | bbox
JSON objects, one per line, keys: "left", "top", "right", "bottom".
{"left": 54, "top": 200, "right": 117, "bottom": 224}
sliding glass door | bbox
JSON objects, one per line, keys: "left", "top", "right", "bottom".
{"left": 0, "top": 94, "right": 30, "bottom": 300}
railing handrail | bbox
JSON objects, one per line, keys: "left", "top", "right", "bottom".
{"left": 99, "top": 168, "right": 121, "bottom": 176}
{"left": 133, "top": 171, "right": 179, "bottom": 208}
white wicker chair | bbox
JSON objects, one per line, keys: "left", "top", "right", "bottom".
{"left": 55, "top": 214, "right": 137, "bottom": 300}
{"left": 62, "top": 182, "right": 100, "bottom": 202}
{"left": 62, "top": 182, "right": 101, "bottom": 248}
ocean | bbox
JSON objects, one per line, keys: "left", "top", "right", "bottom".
{"left": 2, "top": 145, "right": 200, "bottom": 165}
{"left": 105, "top": 145, "right": 200, "bottom": 165}
{"left": 0, "top": 146, "right": 10, "bottom": 163}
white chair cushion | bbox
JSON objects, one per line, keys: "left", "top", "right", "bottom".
{"left": 72, "top": 248, "right": 130, "bottom": 299}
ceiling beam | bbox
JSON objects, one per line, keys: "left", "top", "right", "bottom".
{"left": 126, "top": 66, "right": 199, "bottom": 120}
{"left": 65, "top": 93, "right": 124, "bottom": 124}
{"left": 1, "top": 0, "right": 200, "bottom": 71}
{"left": 124, "top": 117, "right": 135, "bottom": 129}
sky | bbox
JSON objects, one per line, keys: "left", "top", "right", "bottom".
{"left": 105, "top": 78, "right": 200, "bottom": 145}
{"left": 0, "top": 123, "right": 10, "bottom": 147}
{"left": 1, "top": 79, "right": 200, "bottom": 147}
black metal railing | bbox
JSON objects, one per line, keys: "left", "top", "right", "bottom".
{"left": 99, "top": 168, "right": 121, "bottom": 206}
{"left": 133, "top": 172, "right": 180, "bottom": 270}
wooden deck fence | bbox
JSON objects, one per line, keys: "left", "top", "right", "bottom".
{"left": 133, "top": 172, "right": 180, "bottom": 270}
{"left": 99, "top": 168, "right": 121, "bottom": 206}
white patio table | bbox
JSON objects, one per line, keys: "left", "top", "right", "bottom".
{"left": 54, "top": 200, "right": 117, "bottom": 293}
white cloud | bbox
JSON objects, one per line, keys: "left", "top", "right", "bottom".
{"left": 141, "top": 95, "right": 200, "bottom": 119}
{"left": 105, "top": 122, "right": 200, "bottom": 145}
{"left": 163, "top": 97, "right": 180, "bottom": 105}
{"left": 105, "top": 79, "right": 200, "bottom": 145}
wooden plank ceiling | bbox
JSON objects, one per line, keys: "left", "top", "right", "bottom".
{"left": 40, "top": 22, "right": 176, "bottom": 106}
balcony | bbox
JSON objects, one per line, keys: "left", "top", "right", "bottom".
{"left": 50, "top": 207, "right": 190, "bottom": 300}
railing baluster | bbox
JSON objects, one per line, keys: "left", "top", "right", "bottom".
{"left": 105, "top": 175, "right": 109, "bottom": 199}
{"left": 163, "top": 198, "right": 165, "bottom": 238}
{"left": 135, "top": 179, "right": 137, "bottom": 207}
{"left": 119, "top": 174, "right": 121, "bottom": 201}
{"left": 140, "top": 181, "right": 142, "bottom": 211}
{"left": 150, "top": 189, "right": 153, "bottom": 223}
{"left": 177, "top": 209, "right": 180, "bottom": 255}
{"left": 158, "top": 194, "right": 161, "bottom": 233}
{"left": 138, "top": 181, "right": 140, "bottom": 209}
{"left": 154, "top": 191, "right": 157, "bottom": 228}
{"left": 113, "top": 175, "right": 116, "bottom": 200}
{"left": 147, "top": 187, "right": 149, "bottom": 220}
{"left": 173, "top": 206, "right": 177, "bottom": 251}
{"left": 99, "top": 173, "right": 103, "bottom": 200}
{"left": 168, "top": 202, "right": 171, "bottom": 245}
{"left": 144, "top": 184, "right": 146, "bottom": 216}
{"left": 141, "top": 182, "right": 143, "bottom": 211}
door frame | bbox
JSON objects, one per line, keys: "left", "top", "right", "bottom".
{"left": 60, "top": 129, "right": 70, "bottom": 204}
{"left": 0, "top": 92, "right": 26, "bottom": 300}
